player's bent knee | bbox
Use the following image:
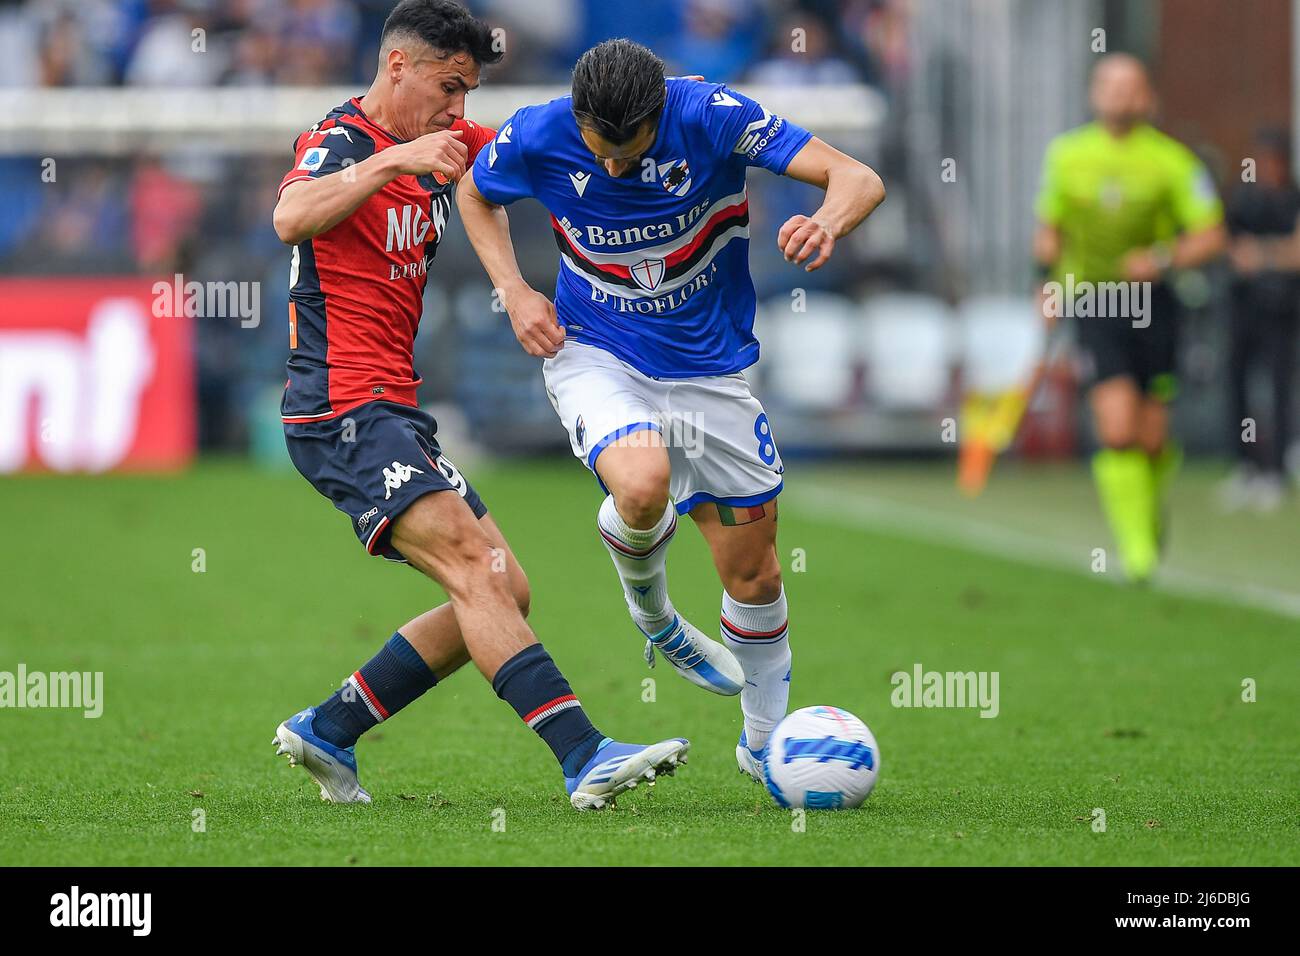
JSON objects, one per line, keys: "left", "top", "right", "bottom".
{"left": 393, "top": 504, "right": 507, "bottom": 602}
{"left": 612, "top": 471, "right": 672, "bottom": 526}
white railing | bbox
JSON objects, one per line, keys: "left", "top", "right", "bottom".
{"left": 0, "top": 84, "right": 886, "bottom": 156}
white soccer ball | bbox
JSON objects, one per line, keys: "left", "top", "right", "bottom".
{"left": 763, "top": 705, "right": 880, "bottom": 810}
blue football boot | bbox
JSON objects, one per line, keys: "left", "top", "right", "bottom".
{"left": 272, "top": 707, "right": 371, "bottom": 804}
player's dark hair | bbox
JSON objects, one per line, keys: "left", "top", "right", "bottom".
{"left": 380, "top": 0, "right": 503, "bottom": 67}
{"left": 571, "top": 39, "right": 666, "bottom": 145}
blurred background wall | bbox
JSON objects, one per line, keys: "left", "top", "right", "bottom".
{"left": 0, "top": 0, "right": 1295, "bottom": 474}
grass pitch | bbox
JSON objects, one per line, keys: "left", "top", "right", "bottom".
{"left": 0, "top": 458, "right": 1296, "bottom": 866}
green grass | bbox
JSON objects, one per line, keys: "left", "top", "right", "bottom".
{"left": 0, "top": 459, "right": 1296, "bottom": 866}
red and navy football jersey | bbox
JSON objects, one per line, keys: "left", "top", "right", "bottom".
{"left": 278, "top": 98, "right": 495, "bottom": 422}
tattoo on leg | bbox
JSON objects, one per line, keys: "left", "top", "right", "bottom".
{"left": 717, "top": 502, "right": 767, "bottom": 527}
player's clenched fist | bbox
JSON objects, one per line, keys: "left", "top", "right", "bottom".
{"left": 778, "top": 214, "right": 835, "bottom": 272}
{"left": 391, "top": 129, "right": 469, "bottom": 181}
{"left": 504, "top": 285, "right": 565, "bottom": 358}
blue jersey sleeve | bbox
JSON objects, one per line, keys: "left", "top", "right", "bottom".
{"left": 471, "top": 109, "right": 535, "bottom": 206}
{"left": 698, "top": 84, "right": 813, "bottom": 174}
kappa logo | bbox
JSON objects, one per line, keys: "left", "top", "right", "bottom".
{"left": 569, "top": 171, "right": 591, "bottom": 197}
{"left": 630, "top": 258, "right": 666, "bottom": 292}
{"left": 657, "top": 158, "right": 692, "bottom": 197}
{"left": 575, "top": 415, "right": 586, "bottom": 452}
{"left": 308, "top": 123, "right": 355, "bottom": 144}
{"left": 382, "top": 461, "right": 423, "bottom": 500}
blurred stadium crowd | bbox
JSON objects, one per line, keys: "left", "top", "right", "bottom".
{"left": 0, "top": 0, "right": 1294, "bottom": 499}
{"left": 0, "top": 0, "right": 900, "bottom": 89}
{"left": 0, "top": 0, "right": 903, "bottom": 452}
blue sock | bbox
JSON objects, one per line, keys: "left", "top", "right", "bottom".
{"left": 491, "top": 643, "right": 604, "bottom": 777}
{"left": 312, "top": 631, "right": 437, "bottom": 748}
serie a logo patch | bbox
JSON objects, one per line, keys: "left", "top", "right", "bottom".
{"left": 297, "top": 147, "right": 329, "bottom": 171}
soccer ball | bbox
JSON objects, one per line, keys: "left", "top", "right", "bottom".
{"left": 763, "top": 705, "right": 880, "bottom": 810}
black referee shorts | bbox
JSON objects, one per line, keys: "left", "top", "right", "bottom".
{"left": 1075, "top": 283, "right": 1179, "bottom": 401}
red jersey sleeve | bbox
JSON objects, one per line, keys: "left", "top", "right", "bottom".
{"left": 453, "top": 118, "right": 498, "bottom": 165}
{"left": 279, "top": 118, "right": 377, "bottom": 198}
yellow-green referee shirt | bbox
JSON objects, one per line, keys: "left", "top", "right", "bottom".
{"left": 1036, "top": 121, "right": 1223, "bottom": 284}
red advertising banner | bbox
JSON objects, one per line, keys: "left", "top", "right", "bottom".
{"left": 0, "top": 278, "right": 195, "bottom": 473}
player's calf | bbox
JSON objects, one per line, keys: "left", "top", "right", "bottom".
{"left": 698, "top": 503, "right": 792, "bottom": 755}
{"left": 720, "top": 579, "right": 791, "bottom": 756}
{"left": 395, "top": 489, "right": 690, "bottom": 806}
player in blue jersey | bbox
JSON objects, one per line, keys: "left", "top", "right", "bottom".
{"left": 458, "top": 40, "right": 885, "bottom": 781}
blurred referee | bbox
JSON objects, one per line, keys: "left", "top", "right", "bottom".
{"left": 1034, "top": 54, "right": 1225, "bottom": 582}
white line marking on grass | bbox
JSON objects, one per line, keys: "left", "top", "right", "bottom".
{"left": 786, "top": 486, "right": 1300, "bottom": 621}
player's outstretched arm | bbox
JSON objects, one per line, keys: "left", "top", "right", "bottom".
{"left": 457, "top": 168, "right": 566, "bottom": 358}
{"left": 273, "top": 130, "right": 469, "bottom": 245}
{"left": 778, "top": 138, "right": 886, "bottom": 272}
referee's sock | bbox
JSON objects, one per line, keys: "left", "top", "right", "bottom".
{"left": 1149, "top": 442, "right": 1182, "bottom": 552}
{"left": 1149, "top": 442, "right": 1182, "bottom": 507}
{"left": 1092, "top": 447, "right": 1158, "bottom": 582}
{"left": 312, "top": 631, "right": 437, "bottom": 748}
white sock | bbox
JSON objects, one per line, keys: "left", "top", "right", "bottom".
{"left": 597, "top": 495, "right": 678, "bottom": 636}
{"left": 721, "top": 586, "right": 791, "bottom": 752}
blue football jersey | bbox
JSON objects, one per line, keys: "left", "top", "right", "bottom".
{"left": 472, "top": 79, "right": 812, "bottom": 378}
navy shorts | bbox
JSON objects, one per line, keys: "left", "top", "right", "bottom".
{"left": 284, "top": 401, "right": 487, "bottom": 562}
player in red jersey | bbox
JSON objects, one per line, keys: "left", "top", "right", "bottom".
{"left": 269, "top": 0, "right": 689, "bottom": 811}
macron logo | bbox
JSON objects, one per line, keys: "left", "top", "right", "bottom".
{"left": 489, "top": 123, "right": 511, "bottom": 168}
{"left": 710, "top": 90, "right": 742, "bottom": 108}
{"left": 569, "top": 171, "right": 591, "bottom": 197}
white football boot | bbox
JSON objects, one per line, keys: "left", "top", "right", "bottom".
{"left": 641, "top": 616, "right": 745, "bottom": 696}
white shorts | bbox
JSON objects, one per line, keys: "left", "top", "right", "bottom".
{"left": 542, "top": 342, "right": 784, "bottom": 514}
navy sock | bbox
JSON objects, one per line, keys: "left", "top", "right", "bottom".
{"left": 312, "top": 631, "right": 437, "bottom": 748}
{"left": 492, "top": 643, "right": 604, "bottom": 777}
